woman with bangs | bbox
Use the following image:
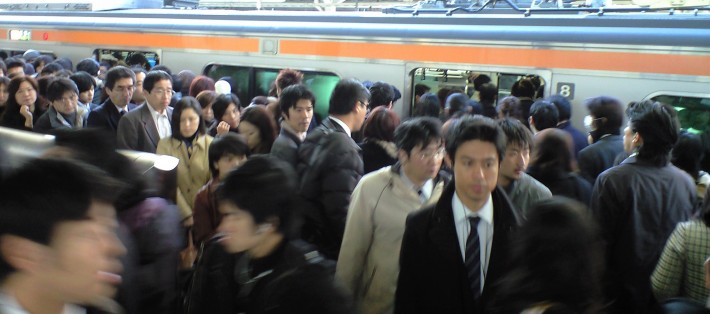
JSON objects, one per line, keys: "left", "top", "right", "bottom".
{"left": 157, "top": 96, "right": 213, "bottom": 227}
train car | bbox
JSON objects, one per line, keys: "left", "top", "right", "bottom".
{"left": 0, "top": 7, "right": 709, "bottom": 133}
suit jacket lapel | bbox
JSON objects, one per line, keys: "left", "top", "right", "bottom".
{"left": 429, "top": 183, "right": 465, "bottom": 265}
{"left": 482, "top": 186, "right": 522, "bottom": 299}
{"left": 140, "top": 104, "right": 160, "bottom": 147}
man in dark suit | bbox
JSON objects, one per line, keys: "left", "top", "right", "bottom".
{"left": 117, "top": 70, "right": 173, "bottom": 153}
{"left": 395, "top": 115, "right": 522, "bottom": 314}
{"left": 87, "top": 66, "right": 137, "bottom": 135}
{"left": 578, "top": 96, "right": 625, "bottom": 184}
{"left": 297, "top": 78, "right": 369, "bottom": 260}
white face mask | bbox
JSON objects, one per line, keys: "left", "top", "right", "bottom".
{"left": 584, "top": 115, "right": 603, "bottom": 133}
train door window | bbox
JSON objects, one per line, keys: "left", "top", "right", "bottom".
{"left": 1, "top": 48, "right": 57, "bottom": 60}
{"left": 92, "top": 49, "right": 160, "bottom": 70}
{"left": 204, "top": 63, "right": 339, "bottom": 122}
{"left": 649, "top": 94, "right": 710, "bottom": 135}
{"left": 411, "top": 68, "right": 545, "bottom": 116}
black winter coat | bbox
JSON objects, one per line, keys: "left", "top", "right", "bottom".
{"left": 590, "top": 155, "right": 696, "bottom": 313}
{"left": 297, "top": 117, "right": 363, "bottom": 260}
{"left": 395, "top": 183, "right": 522, "bottom": 314}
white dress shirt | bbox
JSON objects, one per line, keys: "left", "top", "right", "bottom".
{"left": 400, "top": 167, "right": 434, "bottom": 204}
{"left": 329, "top": 116, "right": 351, "bottom": 138}
{"left": 452, "top": 192, "right": 494, "bottom": 291}
{"left": 0, "top": 292, "right": 85, "bottom": 314}
{"left": 146, "top": 102, "right": 171, "bottom": 139}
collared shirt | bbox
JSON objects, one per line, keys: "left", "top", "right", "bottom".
{"left": 452, "top": 192, "right": 494, "bottom": 291}
{"left": 281, "top": 120, "right": 306, "bottom": 142}
{"left": 399, "top": 167, "right": 433, "bottom": 204}
{"left": 146, "top": 102, "right": 171, "bottom": 139}
{"left": 113, "top": 103, "right": 128, "bottom": 115}
{"left": 0, "top": 292, "right": 85, "bottom": 314}
{"left": 329, "top": 116, "right": 351, "bottom": 138}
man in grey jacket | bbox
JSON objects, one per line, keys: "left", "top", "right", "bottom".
{"left": 270, "top": 84, "right": 314, "bottom": 169}
{"left": 496, "top": 118, "right": 551, "bottom": 217}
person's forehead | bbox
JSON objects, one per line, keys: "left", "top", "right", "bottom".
{"left": 114, "top": 78, "right": 134, "bottom": 86}
{"left": 457, "top": 140, "right": 498, "bottom": 157}
{"left": 151, "top": 79, "right": 172, "bottom": 88}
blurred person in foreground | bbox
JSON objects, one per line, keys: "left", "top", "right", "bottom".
{"left": 0, "top": 158, "right": 126, "bottom": 313}
{"left": 489, "top": 197, "right": 605, "bottom": 313}
{"left": 214, "top": 155, "right": 355, "bottom": 313}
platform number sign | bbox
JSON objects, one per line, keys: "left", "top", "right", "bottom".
{"left": 556, "top": 83, "right": 575, "bottom": 100}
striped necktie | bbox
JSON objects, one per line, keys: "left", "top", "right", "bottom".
{"left": 465, "top": 216, "right": 482, "bottom": 298}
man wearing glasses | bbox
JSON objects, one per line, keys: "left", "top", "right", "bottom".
{"left": 337, "top": 117, "right": 449, "bottom": 314}
{"left": 117, "top": 70, "right": 174, "bottom": 153}
{"left": 297, "top": 78, "right": 369, "bottom": 261}
{"left": 87, "top": 66, "right": 137, "bottom": 135}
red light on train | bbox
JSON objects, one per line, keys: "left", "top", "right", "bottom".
{"left": 43, "top": 32, "right": 49, "bottom": 40}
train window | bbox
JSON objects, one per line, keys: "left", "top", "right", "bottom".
{"left": 650, "top": 94, "right": 710, "bottom": 134}
{"left": 204, "top": 64, "right": 339, "bottom": 122}
{"left": 92, "top": 48, "right": 160, "bottom": 70}
{"left": 411, "top": 68, "right": 545, "bottom": 115}
{"left": 1, "top": 48, "right": 57, "bottom": 60}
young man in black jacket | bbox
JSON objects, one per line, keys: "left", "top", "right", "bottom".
{"left": 190, "top": 155, "right": 354, "bottom": 314}
{"left": 396, "top": 115, "right": 522, "bottom": 314}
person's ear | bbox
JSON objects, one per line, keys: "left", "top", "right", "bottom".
{"left": 0, "top": 235, "right": 46, "bottom": 275}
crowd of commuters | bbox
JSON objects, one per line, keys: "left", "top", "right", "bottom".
{"left": 1, "top": 49, "right": 710, "bottom": 314}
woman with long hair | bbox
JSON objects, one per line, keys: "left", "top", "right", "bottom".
{"left": 238, "top": 105, "right": 277, "bottom": 155}
{"left": 0, "top": 76, "right": 43, "bottom": 130}
{"left": 209, "top": 93, "right": 241, "bottom": 136}
{"left": 156, "top": 96, "right": 213, "bottom": 226}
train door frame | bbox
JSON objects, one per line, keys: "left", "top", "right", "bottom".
{"left": 403, "top": 62, "right": 553, "bottom": 118}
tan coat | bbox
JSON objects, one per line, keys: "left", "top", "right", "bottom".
{"left": 156, "top": 135, "right": 213, "bottom": 219}
{"left": 336, "top": 165, "right": 445, "bottom": 314}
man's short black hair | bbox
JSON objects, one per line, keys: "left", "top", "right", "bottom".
{"left": 446, "top": 93, "right": 469, "bottom": 116}
{"left": 70, "top": 71, "right": 97, "bottom": 93}
{"left": 413, "top": 93, "right": 440, "bottom": 118}
{"left": 217, "top": 155, "right": 295, "bottom": 232}
{"left": 40, "top": 62, "right": 63, "bottom": 76}
{"left": 530, "top": 100, "right": 559, "bottom": 131}
{"left": 4, "top": 57, "right": 24, "bottom": 71}
{"left": 127, "top": 53, "right": 150, "bottom": 70}
{"left": 0, "top": 158, "right": 121, "bottom": 281}
{"left": 631, "top": 101, "right": 680, "bottom": 166}
{"left": 171, "top": 96, "right": 206, "bottom": 141}
{"left": 104, "top": 66, "right": 136, "bottom": 90}
{"left": 478, "top": 83, "right": 498, "bottom": 103}
{"left": 585, "top": 96, "right": 624, "bottom": 136}
{"left": 208, "top": 133, "right": 250, "bottom": 178}
{"left": 394, "top": 117, "right": 443, "bottom": 155}
{"left": 369, "top": 81, "right": 395, "bottom": 109}
{"left": 54, "top": 58, "right": 73, "bottom": 71}
{"left": 446, "top": 115, "right": 507, "bottom": 163}
{"left": 279, "top": 84, "right": 315, "bottom": 119}
{"left": 511, "top": 78, "right": 536, "bottom": 99}
{"left": 472, "top": 74, "right": 492, "bottom": 91}
{"left": 46, "top": 77, "right": 79, "bottom": 102}
{"left": 414, "top": 84, "right": 431, "bottom": 97}
{"left": 143, "top": 70, "right": 172, "bottom": 93}
{"left": 497, "top": 118, "right": 534, "bottom": 151}
{"left": 329, "top": 79, "right": 369, "bottom": 116}
{"left": 76, "top": 58, "right": 100, "bottom": 77}
{"left": 547, "top": 95, "right": 572, "bottom": 121}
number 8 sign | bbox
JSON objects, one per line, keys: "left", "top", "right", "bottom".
{"left": 556, "top": 83, "right": 575, "bottom": 100}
